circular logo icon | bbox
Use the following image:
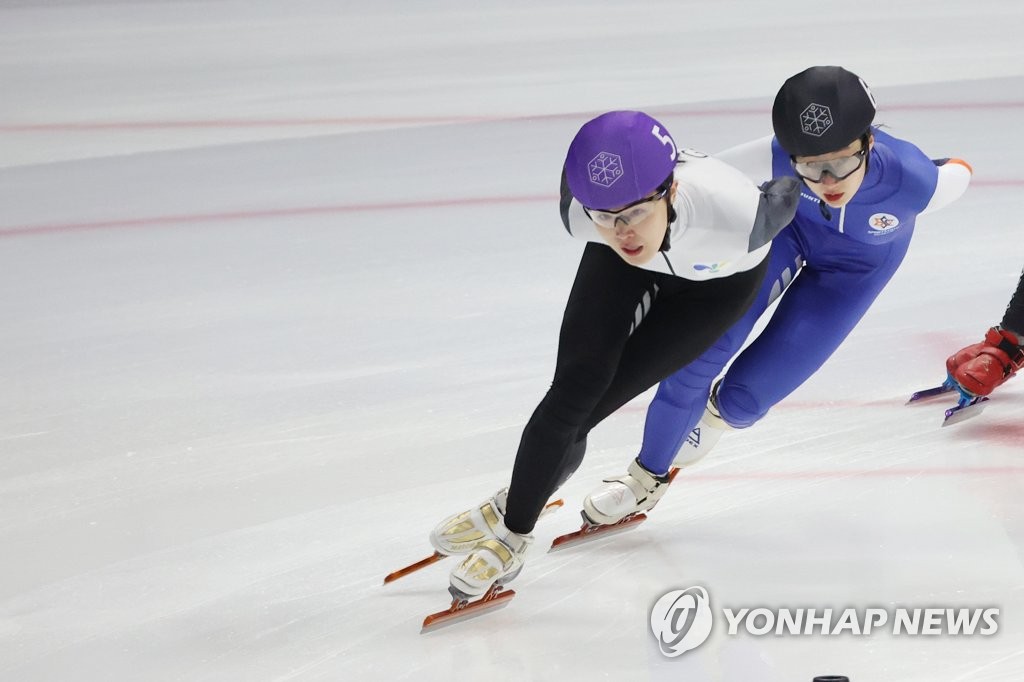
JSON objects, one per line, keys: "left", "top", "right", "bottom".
{"left": 868, "top": 212, "right": 900, "bottom": 233}
{"left": 650, "top": 586, "right": 714, "bottom": 657}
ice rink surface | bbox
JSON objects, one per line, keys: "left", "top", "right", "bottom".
{"left": 2, "top": 1, "right": 1024, "bottom": 680}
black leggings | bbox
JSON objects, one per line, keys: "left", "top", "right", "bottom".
{"left": 504, "top": 243, "right": 768, "bottom": 533}
{"left": 1001, "top": 269, "right": 1024, "bottom": 333}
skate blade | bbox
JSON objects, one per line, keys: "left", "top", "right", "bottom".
{"left": 540, "top": 498, "right": 565, "bottom": 516}
{"left": 907, "top": 383, "right": 955, "bottom": 404}
{"left": 420, "top": 588, "right": 516, "bottom": 633}
{"left": 548, "top": 513, "right": 648, "bottom": 552}
{"left": 942, "top": 397, "right": 989, "bottom": 427}
{"left": 384, "top": 551, "right": 445, "bottom": 585}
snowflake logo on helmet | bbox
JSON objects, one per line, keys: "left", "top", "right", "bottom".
{"left": 799, "top": 103, "right": 833, "bottom": 137}
{"left": 588, "top": 152, "right": 624, "bottom": 187}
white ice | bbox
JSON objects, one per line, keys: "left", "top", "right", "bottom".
{"left": 2, "top": 2, "right": 1024, "bottom": 680}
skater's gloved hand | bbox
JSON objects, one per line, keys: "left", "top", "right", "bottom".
{"left": 945, "top": 326, "right": 1024, "bottom": 398}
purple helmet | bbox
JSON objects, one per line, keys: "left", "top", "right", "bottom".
{"left": 564, "top": 111, "right": 678, "bottom": 210}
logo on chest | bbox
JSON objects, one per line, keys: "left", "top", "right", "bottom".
{"left": 693, "top": 261, "right": 729, "bottom": 273}
{"left": 868, "top": 212, "right": 901, "bottom": 235}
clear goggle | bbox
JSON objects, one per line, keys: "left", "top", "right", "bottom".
{"left": 583, "top": 185, "right": 670, "bottom": 229}
{"left": 791, "top": 147, "right": 867, "bottom": 183}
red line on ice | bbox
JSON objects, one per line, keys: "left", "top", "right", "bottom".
{"left": 2, "top": 178, "right": 1021, "bottom": 238}
{"left": 2, "top": 177, "right": 1020, "bottom": 238}
{"left": 683, "top": 466, "right": 1024, "bottom": 482}
{"left": 0, "top": 195, "right": 552, "bottom": 238}
{"left": 3, "top": 101, "right": 1024, "bottom": 132}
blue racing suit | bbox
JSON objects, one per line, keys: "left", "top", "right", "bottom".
{"left": 637, "top": 128, "right": 972, "bottom": 474}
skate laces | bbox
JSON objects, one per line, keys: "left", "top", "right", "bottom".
{"left": 627, "top": 458, "right": 668, "bottom": 495}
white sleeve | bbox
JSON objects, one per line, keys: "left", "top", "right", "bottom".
{"left": 665, "top": 155, "right": 771, "bottom": 280}
{"left": 714, "top": 135, "right": 776, "bottom": 184}
{"left": 920, "top": 159, "right": 972, "bottom": 216}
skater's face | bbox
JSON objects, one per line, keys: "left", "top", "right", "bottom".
{"left": 588, "top": 181, "right": 677, "bottom": 265}
{"left": 794, "top": 134, "right": 874, "bottom": 209}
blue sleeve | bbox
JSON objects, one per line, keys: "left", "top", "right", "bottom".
{"left": 873, "top": 129, "right": 938, "bottom": 214}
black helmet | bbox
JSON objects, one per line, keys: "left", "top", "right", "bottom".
{"left": 772, "top": 66, "right": 876, "bottom": 157}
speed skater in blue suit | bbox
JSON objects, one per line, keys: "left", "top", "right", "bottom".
{"left": 580, "top": 65, "right": 974, "bottom": 527}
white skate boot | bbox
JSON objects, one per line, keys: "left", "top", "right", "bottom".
{"left": 582, "top": 458, "right": 672, "bottom": 526}
{"left": 429, "top": 488, "right": 509, "bottom": 556}
{"left": 449, "top": 525, "right": 533, "bottom": 599}
{"left": 420, "top": 492, "right": 537, "bottom": 630}
{"left": 673, "top": 380, "right": 733, "bottom": 468}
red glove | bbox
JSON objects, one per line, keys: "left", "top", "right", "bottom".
{"left": 946, "top": 327, "right": 1024, "bottom": 397}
